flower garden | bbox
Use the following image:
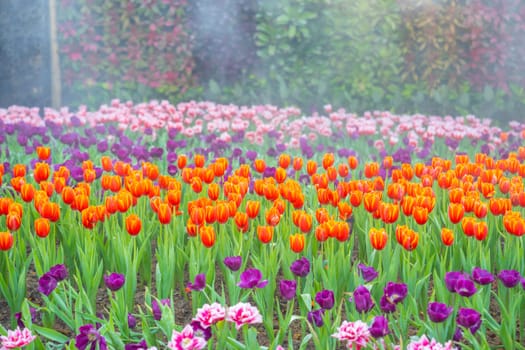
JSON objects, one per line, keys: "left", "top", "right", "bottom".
{"left": 0, "top": 101, "right": 524, "bottom": 349}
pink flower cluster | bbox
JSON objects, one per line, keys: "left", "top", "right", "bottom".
{"left": 1, "top": 101, "right": 523, "bottom": 152}
{"left": 0, "top": 327, "right": 36, "bottom": 349}
{"left": 332, "top": 320, "right": 371, "bottom": 349}
{"left": 401, "top": 335, "right": 457, "bottom": 350}
{"left": 167, "top": 325, "right": 207, "bottom": 350}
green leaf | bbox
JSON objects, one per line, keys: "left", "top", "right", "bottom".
{"left": 32, "top": 325, "right": 70, "bottom": 344}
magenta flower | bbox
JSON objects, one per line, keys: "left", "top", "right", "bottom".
{"left": 279, "top": 280, "right": 297, "bottom": 301}
{"left": 353, "top": 285, "right": 375, "bottom": 313}
{"left": 75, "top": 324, "right": 107, "bottom": 350}
{"left": 358, "top": 263, "right": 378, "bottom": 283}
{"left": 226, "top": 302, "right": 262, "bottom": 330}
{"left": 38, "top": 273, "right": 58, "bottom": 296}
{"left": 290, "top": 257, "right": 310, "bottom": 277}
{"left": 332, "top": 320, "right": 371, "bottom": 349}
{"left": 471, "top": 267, "right": 494, "bottom": 285}
{"left": 223, "top": 256, "right": 242, "bottom": 271}
{"left": 48, "top": 264, "right": 68, "bottom": 281}
{"left": 454, "top": 277, "right": 477, "bottom": 297}
{"left": 237, "top": 268, "right": 268, "bottom": 289}
{"left": 307, "top": 309, "right": 325, "bottom": 327}
{"left": 167, "top": 325, "right": 207, "bottom": 350}
{"left": 456, "top": 307, "right": 482, "bottom": 334}
{"left": 193, "top": 303, "right": 226, "bottom": 329}
{"left": 104, "top": 272, "right": 125, "bottom": 292}
{"left": 444, "top": 271, "right": 466, "bottom": 292}
{"left": 0, "top": 327, "right": 36, "bottom": 349}
{"left": 315, "top": 289, "right": 335, "bottom": 310}
{"left": 187, "top": 274, "right": 206, "bottom": 292}
{"left": 498, "top": 270, "right": 521, "bottom": 288}
{"left": 125, "top": 339, "right": 148, "bottom": 350}
{"left": 369, "top": 316, "right": 390, "bottom": 338}
{"left": 383, "top": 282, "right": 408, "bottom": 304}
{"left": 427, "top": 302, "right": 453, "bottom": 323}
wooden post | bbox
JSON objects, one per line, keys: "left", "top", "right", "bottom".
{"left": 49, "top": 0, "right": 61, "bottom": 108}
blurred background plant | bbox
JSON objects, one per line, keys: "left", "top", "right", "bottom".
{"left": 1, "top": 0, "right": 525, "bottom": 122}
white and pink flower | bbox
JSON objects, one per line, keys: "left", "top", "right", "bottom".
{"left": 332, "top": 320, "right": 370, "bottom": 350}
{"left": 403, "top": 335, "right": 456, "bottom": 350}
{"left": 167, "top": 325, "right": 207, "bottom": 350}
{"left": 226, "top": 302, "right": 262, "bottom": 330}
{"left": 0, "top": 327, "right": 36, "bottom": 349}
{"left": 193, "top": 302, "right": 226, "bottom": 329}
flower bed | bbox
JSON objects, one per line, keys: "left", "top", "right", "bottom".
{"left": 0, "top": 102, "right": 524, "bottom": 349}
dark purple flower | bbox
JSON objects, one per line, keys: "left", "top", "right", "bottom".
{"left": 444, "top": 271, "right": 466, "bottom": 292}
{"left": 455, "top": 277, "right": 477, "bottom": 297}
{"left": 104, "top": 273, "right": 125, "bottom": 292}
{"left": 48, "top": 264, "right": 68, "bottom": 282}
{"left": 307, "top": 309, "right": 325, "bottom": 327}
{"left": 190, "top": 320, "right": 212, "bottom": 341}
{"left": 237, "top": 268, "right": 268, "bottom": 289}
{"left": 151, "top": 298, "right": 170, "bottom": 321}
{"left": 453, "top": 328, "right": 463, "bottom": 342}
{"left": 358, "top": 263, "right": 378, "bottom": 283}
{"left": 427, "top": 302, "right": 453, "bottom": 323}
{"left": 379, "top": 295, "right": 396, "bottom": 314}
{"left": 149, "top": 147, "right": 164, "bottom": 158}
{"left": 15, "top": 307, "right": 37, "bottom": 328}
{"left": 353, "top": 285, "right": 374, "bottom": 313}
{"left": 521, "top": 277, "right": 525, "bottom": 290}
{"left": 38, "top": 273, "right": 58, "bottom": 296}
{"left": 383, "top": 282, "right": 408, "bottom": 304}
{"left": 290, "top": 257, "right": 310, "bottom": 278}
{"left": 128, "top": 313, "right": 136, "bottom": 329}
{"left": 471, "top": 267, "right": 494, "bottom": 285}
{"left": 167, "top": 165, "right": 178, "bottom": 176}
{"left": 245, "top": 150, "right": 257, "bottom": 160}
{"left": 223, "top": 256, "right": 242, "bottom": 271}
{"left": 315, "top": 289, "right": 334, "bottom": 310}
{"left": 75, "top": 324, "right": 107, "bottom": 350}
{"left": 187, "top": 273, "right": 206, "bottom": 292}
{"left": 498, "top": 270, "right": 521, "bottom": 288}
{"left": 456, "top": 307, "right": 481, "bottom": 334}
{"left": 279, "top": 280, "right": 297, "bottom": 301}
{"left": 369, "top": 316, "right": 390, "bottom": 338}
{"left": 125, "top": 339, "right": 148, "bottom": 350}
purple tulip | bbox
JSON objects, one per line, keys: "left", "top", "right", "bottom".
{"left": 15, "top": 307, "right": 37, "bottom": 328}
{"left": 498, "top": 270, "right": 521, "bottom": 288}
{"left": 453, "top": 328, "right": 463, "bottom": 342}
{"left": 279, "top": 280, "right": 297, "bottom": 301}
{"left": 125, "top": 339, "right": 148, "bottom": 350}
{"left": 187, "top": 273, "right": 206, "bottom": 292}
{"left": 307, "top": 309, "right": 325, "bottom": 327}
{"left": 38, "top": 273, "right": 58, "bottom": 296}
{"left": 444, "top": 271, "right": 466, "bottom": 292}
{"left": 223, "top": 256, "right": 242, "bottom": 271}
{"left": 379, "top": 295, "right": 396, "bottom": 313}
{"left": 455, "top": 277, "right": 477, "bottom": 297}
{"left": 383, "top": 282, "right": 408, "bottom": 304}
{"left": 48, "top": 264, "right": 68, "bottom": 282}
{"left": 290, "top": 257, "right": 310, "bottom": 277}
{"left": 457, "top": 307, "right": 481, "bottom": 334}
{"left": 353, "top": 285, "right": 375, "bottom": 313}
{"left": 104, "top": 273, "right": 125, "bottom": 292}
{"left": 427, "top": 302, "right": 453, "bottom": 323}
{"left": 471, "top": 267, "right": 494, "bottom": 285}
{"left": 369, "top": 316, "right": 390, "bottom": 338}
{"left": 238, "top": 268, "right": 268, "bottom": 289}
{"left": 128, "top": 313, "right": 137, "bottom": 329}
{"left": 315, "top": 289, "right": 335, "bottom": 310}
{"left": 75, "top": 324, "right": 107, "bottom": 350}
{"left": 357, "top": 263, "right": 378, "bottom": 283}
{"left": 152, "top": 298, "right": 170, "bottom": 321}
{"left": 521, "top": 277, "right": 525, "bottom": 290}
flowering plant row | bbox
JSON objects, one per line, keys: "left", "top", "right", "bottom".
{"left": 0, "top": 104, "right": 524, "bottom": 349}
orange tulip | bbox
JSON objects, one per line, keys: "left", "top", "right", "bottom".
{"left": 245, "top": 200, "right": 260, "bottom": 219}
{"left": 186, "top": 219, "right": 198, "bottom": 237}
{"left": 101, "top": 156, "right": 113, "bottom": 172}
{"left": 257, "top": 226, "right": 274, "bottom": 244}
{"left": 473, "top": 201, "right": 488, "bottom": 219}
{"left": 363, "top": 192, "right": 381, "bottom": 213}
{"left": 461, "top": 217, "right": 476, "bottom": 237}
{"left": 34, "top": 217, "right": 51, "bottom": 238}
{"left": 315, "top": 224, "right": 329, "bottom": 242}
{"left": 6, "top": 212, "right": 21, "bottom": 231}
{"left": 191, "top": 177, "right": 203, "bottom": 193}
{"left": 448, "top": 203, "right": 464, "bottom": 224}
{"left": 364, "top": 162, "right": 379, "bottom": 178}
{"left": 207, "top": 183, "right": 220, "bottom": 201}
{"left": 0, "top": 198, "right": 13, "bottom": 215}
{"left": 379, "top": 202, "right": 399, "bottom": 224}
{"left": 293, "top": 157, "right": 303, "bottom": 171}
{"left": 448, "top": 188, "right": 464, "bottom": 204}
{"left": 335, "top": 221, "right": 351, "bottom": 242}
{"left": 503, "top": 212, "right": 525, "bottom": 236}
{"left": 338, "top": 201, "right": 353, "bottom": 221}
{"left": 13, "top": 164, "right": 26, "bottom": 177}
{"left": 441, "top": 228, "right": 454, "bottom": 246}
{"left": 349, "top": 190, "right": 363, "bottom": 207}
{"left": 200, "top": 226, "right": 216, "bottom": 247}
{"left": 205, "top": 205, "right": 217, "bottom": 224}
{"left": 20, "top": 183, "right": 35, "bottom": 202}
{"left": 289, "top": 233, "right": 305, "bottom": 253}
{"left": 265, "top": 207, "right": 281, "bottom": 226}
{"left": 400, "top": 228, "right": 419, "bottom": 251}
{"left": 387, "top": 183, "right": 405, "bottom": 202}
{"left": 216, "top": 202, "right": 229, "bottom": 224}
{"left": 315, "top": 208, "right": 330, "bottom": 224}
{"left": 279, "top": 154, "right": 291, "bottom": 169}
{"left": 254, "top": 159, "right": 266, "bottom": 173}
{"left": 321, "top": 153, "right": 335, "bottom": 170}
{"left": 263, "top": 184, "right": 280, "bottom": 201}
{"left": 34, "top": 162, "right": 50, "bottom": 183}
{"left": 194, "top": 154, "right": 206, "bottom": 168}
{"left": 177, "top": 154, "right": 188, "bottom": 169}
{"left": 190, "top": 206, "right": 205, "bottom": 226}
{"left": 0, "top": 231, "right": 14, "bottom": 251}
{"left": 81, "top": 206, "right": 99, "bottom": 229}
{"left": 473, "top": 221, "right": 488, "bottom": 241}
{"left": 234, "top": 212, "right": 249, "bottom": 233}
{"left": 369, "top": 228, "right": 388, "bottom": 250}
{"left": 125, "top": 214, "right": 142, "bottom": 236}
{"left": 157, "top": 203, "right": 172, "bottom": 224}
{"left": 479, "top": 182, "right": 495, "bottom": 199}
{"left": 337, "top": 164, "right": 349, "bottom": 178}
{"left": 297, "top": 212, "right": 313, "bottom": 233}
{"left": 347, "top": 156, "right": 358, "bottom": 170}
{"left": 306, "top": 160, "right": 317, "bottom": 176}
{"left": 275, "top": 167, "right": 287, "bottom": 184}
{"left": 36, "top": 146, "right": 51, "bottom": 160}
{"left": 412, "top": 206, "right": 429, "bottom": 225}
{"left": 53, "top": 176, "right": 66, "bottom": 194}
